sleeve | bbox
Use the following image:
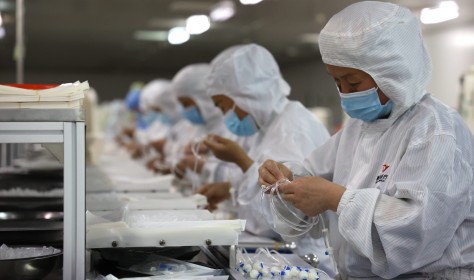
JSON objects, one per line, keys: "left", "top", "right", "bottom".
{"left": 337, "top": 134, "right": 473, "bottom": 278}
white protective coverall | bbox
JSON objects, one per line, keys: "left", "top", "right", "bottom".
{"left": 208, "top": 44, "right": 334, "bottom": 274}
{"left": 282, "top": 2, "right": 474, "bottom": 279}
{"left": 144, "top": 77, "right": 198, "bottom": 167}
{"left": 139, "top": 79, "right": 175, "bottom": 144}
{"left": 172, "top": 63, "right": 235, "bottom": 184}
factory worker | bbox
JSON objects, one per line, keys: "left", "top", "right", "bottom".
{"left": 171, "top": 63, "right": 234, "bottom": 183}
{"left": 118, "top": 84, "right": 150, "bottom": 158}
{"left": 201, "top": 44, "right": 334, "bottom": 273}
{"left": 139, "top": 77, "right": 199, "bottom": 174}
{"left": 139, "top": 79, "right": 175, "bottom": 143}
{"left": 258, "top": 1, "right": 474, "bottom": 279}
{"left": 136, "top": 79, "right": 181, "bottom": 170}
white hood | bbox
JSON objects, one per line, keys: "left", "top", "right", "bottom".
{"left": 144, "top": 79, "right": 181, "bottom": 122}
{"left": 139, "top": 79, "right": 171, "bottom": 112}
{"left": 207, "top": 44, "right": 290, "bottom": 128}
{"left": 172, "top": 63, "right": 223, "bottom": 129}
{"left": 319, "top": 1, "right": 432, "bottom": 128}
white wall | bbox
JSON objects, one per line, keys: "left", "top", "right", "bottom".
{"left": 424, "top": 25, "right": 474, "bottom": 109}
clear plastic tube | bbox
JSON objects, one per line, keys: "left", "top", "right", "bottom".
{"left": 320, "top": 216, "right": 338, "bottom": 275}
{"left": 190, "top": 136, "right": 221, "bottom": 192}
{"left": 261, "top": 179, "right": 319, "bottom": 239}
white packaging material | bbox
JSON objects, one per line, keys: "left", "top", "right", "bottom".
{"left": 0, "top": 244, "right": 61, "bottom": 260}
{"left": 123, "top": 210, "right": 213, "bottom": 228}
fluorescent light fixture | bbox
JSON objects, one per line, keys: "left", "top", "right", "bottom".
{"left": 168, "top": 27, "right": 190, "bottom": 45}
{"left": 0, "top": 27, "right": 5, "bottom": 39}
{"left": 134, "top": 30, "right": 168, "bottom": 41}
{"left": 0, "top": 12, "right": 2, "bottom": 26}
{"left": 186, "top": 15, "right": 210, "bottom": 35}
{"left": 240, "top": 0, "right": 263, "bottom": 5}
{"left": 420, "top": 1, "right": 459, "bottom": 24}
{"left": 210, "top": 0, "right": 235, "bottom": 22}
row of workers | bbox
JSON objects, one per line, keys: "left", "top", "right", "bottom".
{"left": 114, "top": 1, "right": 474, "bottom": 279}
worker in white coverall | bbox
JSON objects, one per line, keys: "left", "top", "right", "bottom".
{"left": 143, "top": 78, "right": 198, "bottom": 174}
{"left": 199, "top": 44, "right": 335, "bottom": 275}
{"left": 139, "top": 79, "right": 175, "bottom": 145}
{"left": 171, "top": 63, "right": 235, "bottom": 188}
{"left": 138, "top": 79, "right": 186, "bottom": 172}
{"left": 258, "top": 2, "right": 474, "bottom": 279}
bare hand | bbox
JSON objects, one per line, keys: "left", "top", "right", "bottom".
{"left": 278, "top": 176, "right": 346, "bottom": 216}
{"left": 196, "top": 182, "right": 231, "bottom": 211}
{"left": 203, "top": 134, "right": 253, "bottom": 172}
{"left": 175, "top": 154, "right": 204, "bottom": 174}
{"left": 258, "top": 160, "right": 293, "bottom": 187}
{"left": 149, "top": 139, "right": 167, "bottom": 155}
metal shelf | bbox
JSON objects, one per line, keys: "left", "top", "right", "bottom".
{"left": 0, "top": 121, "right": 85, "bottom": 280}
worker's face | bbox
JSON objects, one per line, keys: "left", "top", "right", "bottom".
{"left": 326, "top": 64, "right": 389, "bottom": 105}
{"left": 211, "top": 94, "right": 249, "bottom": 120}
{"left": 178, "top": 97, "right": 197, "bottom": 108}
{"left": 150, "top": 106, "right": 162, "bottom": 113}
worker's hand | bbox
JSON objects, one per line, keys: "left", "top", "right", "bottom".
{"left": 278, "top": 176, "right": 346, "bottom": 216}
{"left": 126, "top": 142, "right": 143, "bottom": 159}
{"left": 258, "top": 160, "right": 293, "bottom": 187}
{"left": 196, "top": 182, "right": 231, "bottom": 212}
{"left": 122, "top": 126, "right": 135, "bottom": 139}
{"left": 203, "top": 134, "right": 253, "bottom": 172}
{"left": 149, "top": 139, "right": 167, "bottom": 155}
{"left": 175, "top": 155, "right": 204, "bottom": 174}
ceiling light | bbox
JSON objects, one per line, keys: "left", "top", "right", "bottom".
{"left": 240, "top": 0, "right": 263, "bottom": 5}
{"left": 0, "top": 12, "right": 2, "bottom": 26}
{"left": 0, "top": 27, "right": 5, "bottom": 39}
{"left": 420, "top": 1, "right": 459, "bottom": 24}
{"left": 186, "top": 15, "right": 210, "bottom": 35}
{"left": 134, "top": 31, "right": 168, "bottom": 41}
{"left": 210, "top": 0, "right": 235, "bottom": 22}
{"left": 168, "top": 27, "right": 190, "bottom": 45}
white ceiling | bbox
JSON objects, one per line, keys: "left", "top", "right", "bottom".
{"left": 0, "top": 0, "right": 473, "bottom": 74}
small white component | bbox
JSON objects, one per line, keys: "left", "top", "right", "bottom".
{"left": 243, "top": 263, "right": 252, "bottom": 273}
{"left": 290, "top": 266, "right": 300, "bottom": 276}
{"left": 308, "top": 270, "right": 318, "bottom": 280}
{"left": 249, "top": 269, "right": 260, "bottom": 279}
{"left": 299, "top": 270, "right": 309, "bottom": 280}
{"left": 253, "top": 262, "right": 264, "bottom": 271}
{"left": 271, "top": 266, "right": 281, "bottom": 275}
{"left": 261, "top": 267, "right": 270, "bottom": 276}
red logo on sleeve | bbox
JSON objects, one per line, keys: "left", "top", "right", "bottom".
{"left": 382, "top": 164, "right": 390, "bottom": 172}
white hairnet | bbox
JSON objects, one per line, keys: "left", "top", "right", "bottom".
{"left": 319, "top": 1, "right": 432, "bottom": 121}
{"left": 143, "top": 79, "right": 181, "bottom": 121}
{"left": 172, "top": 63, "right": 223, "bottom": 125}
{"left": 207, "top": 44, "right": 291, "bottom": 128}
{"left": 139, "top": 79, "right": 171, "bottom": 112}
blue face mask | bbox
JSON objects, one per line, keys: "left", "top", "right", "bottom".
{"left": 147, "top": 112, "right": 174, "bottom": 126}
{"left": 224, "top": 108, "right": 258, "bottom": 137}
{"left": 140, "top": 112, "right": 161, "bottom": 128}
{"left": 182, "top": 106, "right": 206, "bottom": 125}
{"left": 339, "top": 87, "right": 393, "bottom": 122}
{"left": 136, "top": 113, "right": 149, "bottom": 129}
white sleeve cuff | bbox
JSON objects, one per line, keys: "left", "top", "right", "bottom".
{"left": 336, "top": 189, "right": 357, "bottom": 216}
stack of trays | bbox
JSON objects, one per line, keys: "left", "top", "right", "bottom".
{"left": 0, "top": 81, "right": 89, "bottom": 109}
